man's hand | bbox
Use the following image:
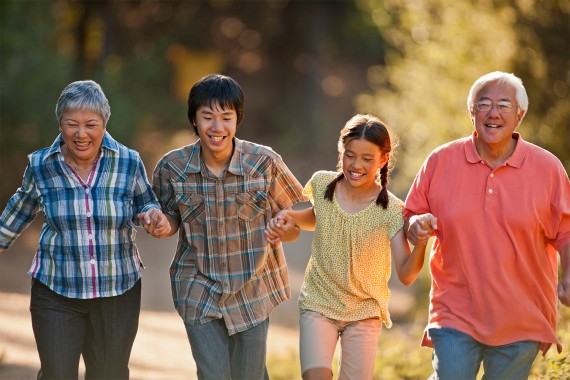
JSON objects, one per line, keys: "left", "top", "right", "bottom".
{"left": 406, "top": 213, "right": 438, "bottom": 246}
{"left": 558, "top": 278, "right": 570, "bottom": 306}
{"left": 558, "top": 245, "right": 570, "bottom": 306}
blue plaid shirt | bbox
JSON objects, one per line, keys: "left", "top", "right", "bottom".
{"left": 0, "top": 132, "right": 160, "bottom": 298}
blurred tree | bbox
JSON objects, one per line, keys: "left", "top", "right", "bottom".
{"left": 1, "top": 1, "right": 75, "bottom": 202}
{"left": 510, "top": 0, "right": 570, "bottom": 167}
{"left": 355, "top": 0, "right": 569, "bottom": 196}
{"left": 1, "top": 0, "right": 567, "bottom": 207}
{"left": 0, "top": 0, "right": 381, "bottom": 204}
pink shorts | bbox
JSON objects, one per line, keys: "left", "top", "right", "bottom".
{"left": 299, "top": 310, "right": 382, "bottom": 380}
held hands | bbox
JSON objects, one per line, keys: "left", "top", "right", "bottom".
{"left": 407, "top": 213, "right": 438, "bottom": 246}
{"left": 265, "top": 210, "right": 295, "bottom": 244}
{"left": 137, "top": 208, "right": 172, "bottom": 238}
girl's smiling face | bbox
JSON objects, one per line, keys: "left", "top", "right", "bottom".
{"left": 341, "top": 137, "right": 389, "bottom": 189}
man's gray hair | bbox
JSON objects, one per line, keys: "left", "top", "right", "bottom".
{"left": 467, "top": 71, "right": 528, "bottom": 116}
{"left": 55, "top": 80, "right": 111, "bottom": 125}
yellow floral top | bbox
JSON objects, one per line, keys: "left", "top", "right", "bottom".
{"left": 298, "top": 171, "right": 404, "bottom": 327}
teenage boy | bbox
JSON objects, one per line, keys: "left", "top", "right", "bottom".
{"left": 144, "top": 74, "right": 306, "bottom": 380}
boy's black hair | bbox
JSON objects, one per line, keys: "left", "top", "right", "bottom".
{"left": 187, "top": 74, "right": 244, "bottom": 134}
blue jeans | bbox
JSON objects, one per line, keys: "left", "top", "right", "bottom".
{"left": 184, "top": 318, "right": 270, "bottom": 380}
{"left": 429, "top": 327, "right": 540, "bottom": 380}
{"left": 30, "top": 278, "right": 141, "bottom": 380}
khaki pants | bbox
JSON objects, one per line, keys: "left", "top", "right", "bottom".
{"left": 299, "top": 309, "right": 382, "bottom": 380}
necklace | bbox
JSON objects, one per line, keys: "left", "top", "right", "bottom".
{"left": 66, "top": 160, "right": 96, "bottom": 171}
{"left": 62, "top": 145, "right": 99, "bottom": 171}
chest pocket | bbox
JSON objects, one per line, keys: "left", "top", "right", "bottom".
{"left": 114, "top": 192, "right": 134, "bottom": 229}
{"left": 236, "top": 191, "right": 267, "bottom": 221}
{"left": 177, "top": 193, "right": 206, "bottom": 225}
{"left": 38, "top": 183, "right": 74, "bottom": 232}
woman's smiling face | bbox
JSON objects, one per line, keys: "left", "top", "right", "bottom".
{"left": 59, "top": 109, "right": 106, "bottom": 164}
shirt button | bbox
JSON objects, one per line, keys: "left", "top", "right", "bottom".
{"left": 88, "top": 234, "right": 94, "bottom": 240}
{"left": 488, "top": 189, "right": 493, "bottom": 194}
{"left": 85, "top": 188, "right": 90, "bottom": 194}
{"left": 490, "top": 173, "right": 494, "bottom": 177}
{"left": 86, "top": 211, "right": 92, "bottom": 217}
{"left": 90, "top": 259, "right": 96, "bottom": 265}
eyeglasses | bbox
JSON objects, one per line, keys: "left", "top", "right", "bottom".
{"left": 475, "top": 100, "right": 514, "bottom": 113}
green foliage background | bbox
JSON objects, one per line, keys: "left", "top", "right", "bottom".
{"left": 1, "top": 0, "right": 568, "bottom": 204}
{"left": 1, "top": 0, "right": 569, "bottom": 378}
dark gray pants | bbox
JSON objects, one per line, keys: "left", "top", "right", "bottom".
{"left": 30, "top": 278, "right": 141, "bottom": 380}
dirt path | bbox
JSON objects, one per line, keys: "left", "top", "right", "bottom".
{"left": 0, "top": 291, "right": 298, "bottom": 380}
{"left": 0, "top": 221, "right": 303, "bottom": 379}
{"left": 0, "top": 220, "right": 414, "bottom": 379}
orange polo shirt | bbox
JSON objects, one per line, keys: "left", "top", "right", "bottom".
{"left": 404, "top": 132, "right": 570, "bottom": 353}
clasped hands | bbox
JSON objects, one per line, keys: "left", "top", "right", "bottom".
{"left": 406, "top": 213, "right": 438, "bottom": 246}
{"left": 265, "top": 210, "right": 295, "bottom": 244}
{"left": 137, "top": 208, "right": 171, "bottom": 238}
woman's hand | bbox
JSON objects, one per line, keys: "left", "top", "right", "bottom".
{"left": 138, "top": 209, "right": 172, "bottom": 238}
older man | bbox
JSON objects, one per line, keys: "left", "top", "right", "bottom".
{"left": 404, "top": 71, "right": 570, "bottom": 379}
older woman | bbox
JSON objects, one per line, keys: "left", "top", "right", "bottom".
{"left": 0, "top": 80, "right": 169, "bottom": 379}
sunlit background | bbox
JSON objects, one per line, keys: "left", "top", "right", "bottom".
{"left": 1, "top": 0, "right": 569, "bottom": 379}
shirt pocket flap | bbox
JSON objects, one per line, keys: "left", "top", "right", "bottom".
{"left": 175, "top": 192, "right": 205, "bottom": 224}
{"left": 237, "top": 191, "right": 267, "bottom": 221}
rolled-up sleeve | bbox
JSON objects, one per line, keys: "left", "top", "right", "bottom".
{"left": 0, "top": 163, "right": 41, "bottom": 249}
{"left": 132, "top": 153, "right": 161, "bottom": 224}
{"left": 152, "top": 160, "right": 180, "bottom": 221}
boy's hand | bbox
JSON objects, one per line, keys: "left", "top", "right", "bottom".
{"left": 265, "top": 210, "right": 293, "bottom": 244}
{"left": 138, "top": 209, "right": 172, "bottom": 238}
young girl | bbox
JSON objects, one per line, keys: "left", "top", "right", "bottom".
{"left": 265, "top": 114, "right": 427, "bottom": 380}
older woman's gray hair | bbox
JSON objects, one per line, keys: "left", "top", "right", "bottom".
{"left": 466, "top": 72, "right": 529, "bottom": 118}
{"left": 55, "top": 80, "right": 111, "bottom": 125}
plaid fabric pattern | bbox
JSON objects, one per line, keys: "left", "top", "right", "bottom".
{"left": 0, "top": 132, "right": 160, "bottom": 298}
{"left": 153, "top": 138, "right": 306, "bottom": 335}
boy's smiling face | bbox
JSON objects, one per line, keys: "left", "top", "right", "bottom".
{"left": 195, "top": 101, "right": 238, "bottom": 159}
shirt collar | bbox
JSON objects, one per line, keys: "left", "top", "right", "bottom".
{"left": 44, "top": 131, "right": 120, "bottom": 162}
{"left": 185, "top": 137, "right": 246, "bottom": 176}
{"left": 465, "top": 131, "right": 527, "bottom": 168}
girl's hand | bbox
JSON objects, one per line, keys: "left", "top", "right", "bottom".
{"left": 265, "top": 210, "right": 292, "bottom": 244}
{"left": 406, "top": 213, "right": 437, "bottom": 246}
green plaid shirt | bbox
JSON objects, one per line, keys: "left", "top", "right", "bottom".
{"left": 153, "top": 138, "right": 306, "bottom": 334}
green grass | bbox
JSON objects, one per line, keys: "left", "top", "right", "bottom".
{"left": 267, "top": 298, "right": 570, "bottom": 380}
